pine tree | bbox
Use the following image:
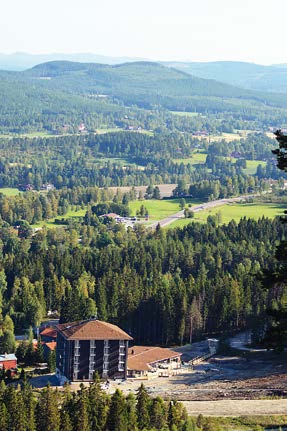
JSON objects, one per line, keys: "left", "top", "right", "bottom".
{"left": 60, "top": 410, "right": 73, "bottom": 431}
{"left": 88, "top": 375, "right": 109, "bottom": 431}
{"left": 107, "top": 389, "right": 128, "bottom": 431}
{"left": 36, "top": 385, "right": 60, "bottom": 431}
{"left": 0, "top": 401, "right": 8, "bottom": 431}
{"left": 74, "top": 387, "right": 90, "bottom": 431}
{"left": 4, "top": 385, "right": 27, "bottom": 431}
{"left": 150, "top": 396, "right": 167, "bottom": 430}
{"left": 136, "top": 384, "right": 150, "bottom": 430}
{"left": 48, "top": 349, "right": 56, "bottom": 372}
{"left": 22, "top": 382, "right": 36, "bottom": 431}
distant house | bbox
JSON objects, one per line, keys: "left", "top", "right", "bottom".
{"left": 18, "top": 183, "right": 34, "bottom": 192}
{"left": 56, "top": 319, "right": 132, "bottom": 383}
{"left": 41, "top": 183, "right": 55, "bottom": 191}
{"left": 42, "top": 341, "right": 57, "bottom": 361}
{"left": 40, "top": 326, "right": 57, "bottom": 343}
{"left": 230, "top": 151, "right": 242, "bottom": 159}
{"left": 127, "top": 346, "right": 181, "bottom": 378}
{"left": 0, "top": 353, "right": 17, "bottom": 372}
{"left": 99, "top": 213, "right": 122, "bottom": 221}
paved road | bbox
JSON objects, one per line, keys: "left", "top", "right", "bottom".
{"left": 148, "top": 194, "right": 256, "bottom": 229}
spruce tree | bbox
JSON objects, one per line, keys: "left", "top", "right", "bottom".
{"left": 36, "top": 385, "right": 60, "bottom": 431}
{"left": 126, "top": 393, "right": 138, "bottom": 431}
{"left": 136, "top": 384, "right": 150, "bottom": 430}
{"left": 150, "top": 396, "right": 167, "bottom": 430}
{"left": 88, "top": 375, "right": 108, "bottom": 431}
{"left": 74, "top": 385, "right": 90, "bottom": 431}
{"left": 107, "top": 389, "right": 128, "bottom": 431}
{"left": 0, "top": 401, "right": 8, "bottom": 431}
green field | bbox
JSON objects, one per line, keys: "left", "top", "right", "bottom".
{"left": 174, "top": 152, "right": 266, "bottom": 175}
{"left": 129, "top": 198, "right": 203, "bottom": 220}
{"left": 168, "top": 202, "right": 285, "bottom": 228}
{"left": 170, "top": 111, "right": 199, "bottom": 117}
{"left": 173, "top": 153, "right": 207, "bottom": 165}
{"left": 0, "top": 188, "right": 22, "bottom": 196}
{"left": 244, "top": 159, "right": 267, "bottom": 175}
{"left": 32, "top": 207, "right": 87, "bottom": 228}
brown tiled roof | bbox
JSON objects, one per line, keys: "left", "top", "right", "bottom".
{"left": 56, "top": 319, "right": 132, "bottom": 341}
{"left": 40, "top": 327, "right": 57, "bottom": 339}
{"left": 127, "top": 346, "right": 181, "bottom": 372}
{"left": 44, "top": 341, "right": 57, "bottom": 351}
{"left": 99, "top": 213, "right": 121, "bottom": 219}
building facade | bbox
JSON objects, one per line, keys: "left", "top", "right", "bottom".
{"left": 56, "top": 319, "right": 132, "bottom": 383}
{"left": 127, "top": 346, "right": 181, "bottom": 379}
{"left": 0, "top": 353, "right": 17, "bottom": 374}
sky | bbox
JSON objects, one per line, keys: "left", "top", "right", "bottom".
{"left": 1, "top": 0, "right": 286, "bottom": 64}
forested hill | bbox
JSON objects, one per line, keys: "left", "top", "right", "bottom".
{"left": 166, "top": 60, "right": 287, "bottom": 94}
{"left": 2, "top": 60, "right": 287, "bottom": 133}
{"left": 2, "top": 60, "right": 287, "bottom": 108}
{"left": 23, "top": 60, "right": 287, "bottom": 106}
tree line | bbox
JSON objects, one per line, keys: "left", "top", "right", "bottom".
{"left": 0, "top": 379, "right": 203, "bottom": 431}
{"left": 0, "top": 212, "right": 283, "bottom": 344}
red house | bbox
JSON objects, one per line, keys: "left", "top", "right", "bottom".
{"left": 0, "top": 353, "right": 17, "bottom": 370}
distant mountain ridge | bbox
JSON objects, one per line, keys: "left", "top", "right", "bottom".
{"left": 0, "top": 52, "right": 150, "bottom": 71}
{"left": 1, "top": 59, "right": 287, "bottom": 134}
{"left": 164, "top": 61, "right": 287, "bottom": 93}
{"left": 2, "top": 53, "right": 287, "bottom": 95}
{"left": 20, "top": 60, "right": 287, "bottom": 107}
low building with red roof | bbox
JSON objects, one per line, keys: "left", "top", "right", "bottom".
{"left": 40, "top": 326, "right": 57, "bottom": 342}
{"left": 127, "top": 346, "right": 181, "bottom": 378}
{"left": 56, "top": 318, "right": 132, "bottom": 383}
{"left": 0, "top": 353, "right": 17, "bottom": 375}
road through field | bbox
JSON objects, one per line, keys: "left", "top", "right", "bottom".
{"left": 148, "top": 195, "right": 255, "bottom": 229}
{"left": 182, "top": 399, "right": 287, "bottom": 416}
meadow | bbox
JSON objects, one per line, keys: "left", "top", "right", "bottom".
{"left": 129, "top": 198, "right": 203, "bottom": 220}
{"left": 0, "top": 188, "right": 22, "bottom": 196}
{"left": 168, "top": 201, "right": 285, "bottom": 228}
{"left": 173, "top": 152, "right": 266, "bottom": 175}
{"left": 32, "top": 207, "right": 87, "bottom": 228}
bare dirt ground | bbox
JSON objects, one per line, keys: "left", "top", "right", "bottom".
{"left": 182, "top": 399, "right": 287, "bottom": 417}
{"left": 110, "top": 339, "right": 287, "bottom": 416}
{"left": 108, "top": 184, "right": 177, "bottom": 198}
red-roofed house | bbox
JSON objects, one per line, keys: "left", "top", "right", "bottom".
{"left": 0, "top": 353, "right": 17, "bottom": 372}
{"left": 40, "top": 326, "right": 57, "bottom": 342}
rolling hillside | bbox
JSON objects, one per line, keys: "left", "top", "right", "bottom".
{"left": 166, "top": 60, "right": 287, "bottom": 93}
{"left": 1, "top": 60, "right": 287, "bottom": 133}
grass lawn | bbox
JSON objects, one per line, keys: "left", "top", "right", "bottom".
{"left": 32, "top": 207, "right": 87, "bottom": 228}
{"left": 174, "top": 153, "right": 266, "bottom": 175}
{"left": 129, "top": 198, "right": 203, "bottom": 220}
{"left": 168, "top": 202, "right": 285, "bottom": 228}
{"left": 173, "top": 152, "right": 207, "bottom": 165}
{"left": 0, "top": 187, "right": 22, "bottom": 196}
{"left": 170, "top": 111, "right": 199, "bottom": 117}
{"left": 97, "top": 157, "right": 145, "bottom": 169}
{"left": 244, "top": 159, "right": 267, "bottom": 175}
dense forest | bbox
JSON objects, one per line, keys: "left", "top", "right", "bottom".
{"left": 0, "top": 131, "right": 279, "bottom": 191}
{"left": 0, "top": 207, "right": 283, "bottom": 346}
{"left": 0, "top": 379, "right": 202, "bottom": 431}
{"left": 1, "top": 60, "right": 287, "bottom": 133}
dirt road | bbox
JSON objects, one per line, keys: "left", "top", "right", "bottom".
{"left": 182, "top": 399, "right": 287, "bottom": 416}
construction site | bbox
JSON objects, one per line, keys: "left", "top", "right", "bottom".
{"left": 110, "top": 333, "right": 287, "bottom": 416}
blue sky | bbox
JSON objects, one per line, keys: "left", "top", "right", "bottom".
{"left": 2, "top": 0, "right": 286, "bottom": 64}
